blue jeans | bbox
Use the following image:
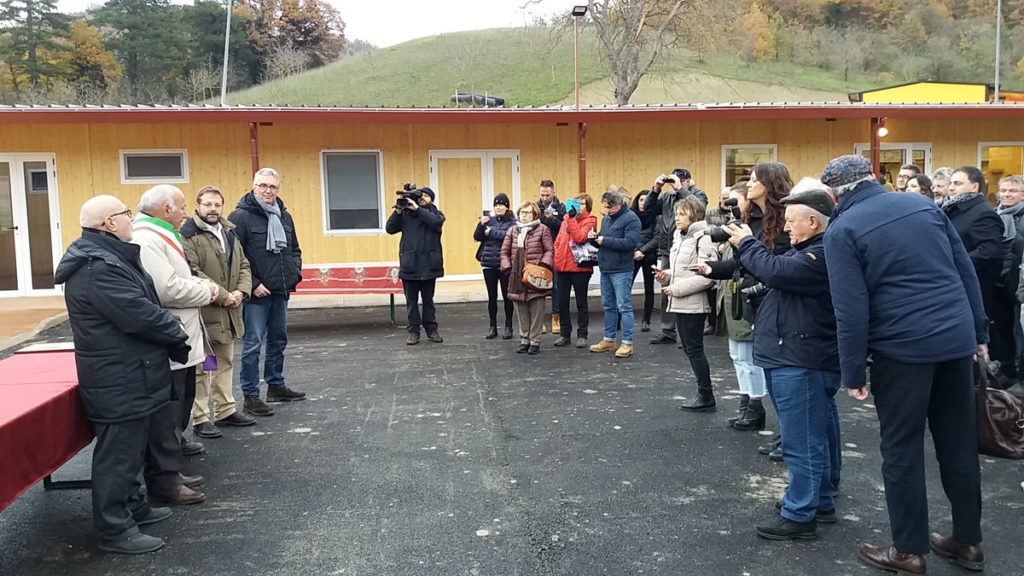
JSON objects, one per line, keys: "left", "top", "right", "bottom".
{"left": 728, "top": 339, "right": 766, "bottom": 397}
{"left": 765, "top": 367, "right": 841, "bottom": 523}
{"left": 240, "top": 294, "right": 289, "bottom": 396}
{"left": 600, "top": 271, "right": 634, "bottom": 344}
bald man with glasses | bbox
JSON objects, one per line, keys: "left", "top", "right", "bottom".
{"left": 55, "top": 195, "right": 191, "bottom": 554}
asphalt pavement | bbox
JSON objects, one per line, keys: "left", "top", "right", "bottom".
{"left": 2, "top": 301, "right": 1022, "bottom": 576}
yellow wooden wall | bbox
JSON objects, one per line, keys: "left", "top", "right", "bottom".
{"left": 2, "top": 114, "right": 1023, "bottom": 277}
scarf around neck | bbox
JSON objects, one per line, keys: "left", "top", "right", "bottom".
{"left": 254, "top": 193, "right": 287, "bottom": 253}
{"left": 943, "top": 192, "right": 981, "bottom": 211}
{"left": 516, "top": 219, "right": 540, "bottom": 249}
{"left": 996, "top": 202, "right": 1024, "bottom": 241}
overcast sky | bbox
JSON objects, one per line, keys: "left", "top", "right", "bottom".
{"left": 54, "top": 0, "right": 585, "bottom": 48}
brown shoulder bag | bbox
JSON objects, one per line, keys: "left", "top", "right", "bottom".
{"left": 977, "top": 359, "right": 1024, "bottom": 459}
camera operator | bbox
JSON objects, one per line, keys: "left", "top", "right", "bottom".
{"left": 386, "top": 185, "right": 445, "bottom": 345}
{"left": 644, "top": 168, "right": 707, "bottom": 345}
{"left": 719, "top": 188, "right": 840, "bottom": 543}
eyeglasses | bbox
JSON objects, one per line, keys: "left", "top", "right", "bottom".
{"left": 108, "top": 208, "right": 132, "bottom": 220}
{"left": 255, "top": 183, "right": 279, "bottom": 191}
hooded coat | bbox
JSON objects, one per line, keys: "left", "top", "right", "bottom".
{"left": 553, "top": 211, "right": 598, "bottom": 273}
{"left": 473, "top": 212, "right": 515, "bottom": 269}
{"left": 54, "top": 229, "right": 189, "bottom": 424}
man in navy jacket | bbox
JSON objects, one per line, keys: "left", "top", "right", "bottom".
{"left": 588, "top": 188, "right": 641, "bottom": 358}
{"left": 725, "top": 188, "right": 841, "bottom": 542}
{"left": 822, "top": 155, "right": 987, "bottom": 575}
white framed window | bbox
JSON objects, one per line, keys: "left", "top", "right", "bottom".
{"left": 119, "top": 149, "right": 189, "bottom": 184}
{"left": 320, "top": 149, "right": 386, "bottom": 235}
{"left": 853, "top": 142, "right": 931, "bottom": 189}
{"left": 979, "top": 142, "right": 1024, "bottom": 202}
{"left": 722, "top": 145, "right": 777, "bottom": 189}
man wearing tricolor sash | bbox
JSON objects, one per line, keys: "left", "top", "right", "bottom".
{"left": 132, "top": 185, "right": 218, "bottom": 506}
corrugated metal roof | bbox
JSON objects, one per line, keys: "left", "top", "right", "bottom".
{"left": 2, "top": 101, "right": 1024, "bottom": 124}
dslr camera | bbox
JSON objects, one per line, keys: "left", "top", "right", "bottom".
{"left": 708, "top": 197, "right": 743, "bottom": 243}
{"left": 395, "top": 182, "right": 423, "bottom": 210}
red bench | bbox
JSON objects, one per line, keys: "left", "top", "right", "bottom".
{"left": 296, "top": 262, "right": 403, "bottom": 324}
{"left": 0, "top": 348, "right": 93, "bottom": 512}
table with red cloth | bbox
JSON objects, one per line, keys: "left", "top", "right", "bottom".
{"left": 0, "top": 349, "right": 93, "bottom": 512}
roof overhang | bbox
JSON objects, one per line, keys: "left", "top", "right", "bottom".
{"left": 2, "top": 103, "right": 1024, "bottom": 124}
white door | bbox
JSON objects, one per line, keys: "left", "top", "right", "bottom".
{"left": 854, "top": 142, "right": 932, "bottom": 188}
{"left": 0, "top": 154, "right": 62, "bottom": 296}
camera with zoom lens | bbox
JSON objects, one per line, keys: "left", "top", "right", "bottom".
{"left": 708, "top": 197, "right": 743, "bottom": 243}
{"left": 394, "top": 182, "right": 423, "bottom": 210}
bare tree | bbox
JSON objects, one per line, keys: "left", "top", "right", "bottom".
{"left": 586, "top": 0, "right": 726, "bottom": 105}
{"left": 262, "top": 42, "right": 311, "bottom": 82}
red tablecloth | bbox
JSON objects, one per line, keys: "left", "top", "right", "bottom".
{"left": 0, "top": 350, "right": 93, "bottom": 512}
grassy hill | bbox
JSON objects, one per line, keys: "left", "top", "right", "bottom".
{"left": 227, "top": 27, "right": 879, "bottom": 107}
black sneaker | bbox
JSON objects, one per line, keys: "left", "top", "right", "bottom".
{"left": 243, "top": 395, "right": 275, "bottom": 416}
{"left": 768, "top": 446, "right": 783, "bottom": 462}
{"left": 775, "top": 501, "right": 837, "bottom": 524}
{"left": 267, "top": 385, "right": 306, "bottom": 402}
{"left": 756, "top": 516, "right": 818, "bottom": 540}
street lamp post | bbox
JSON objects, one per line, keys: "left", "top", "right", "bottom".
{"left": 220, "top": 0, "right": 233, "bottom": 106}
{"left": 572, "top": 5, "right": 588, "bottom": 111}
{"left": 995, "top": 0, "right": 1003, "bottom": 102}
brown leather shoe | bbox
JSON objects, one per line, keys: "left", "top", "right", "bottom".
{"left": 858, "top": 543, "right": 926, "bottom": 575}
{"left": 151, "top": 484, "right": 205, "bottom": 505}
{"left": 179, "top": 473, "right": 204, "bottom": 489}
{"left": 930, "top": 533, "right": 985, "bottom": 572}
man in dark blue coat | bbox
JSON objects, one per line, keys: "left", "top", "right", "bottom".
{"left": 588, "top": 188, "right": 641, "bottom": 358}
{"left": 228, "top": 167, "right": 306, "bottom": 417}
{"left": 725, "top": 188, "right": 841, "bottom": 542}
{"left": 822, "top": 155, "right": 987, "bottom": 575}
{"left": 386, "top": 186, "right": 445, "bottom": 345}
{"left": 55, "top": 195, "right": 190, "bottom": 554}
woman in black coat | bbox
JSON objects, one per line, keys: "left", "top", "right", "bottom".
{"left": 474, "top": 193, "right": 517, "bottom": 339}
{"left": 631, "top": 190, "right": 658, "bottom": 331}
{"left": 700, "top": 162, "right": 792, "bottom": 433}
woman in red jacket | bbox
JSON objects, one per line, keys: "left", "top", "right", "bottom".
{"left": 501, "top": 201, "right": 554, "bottom": 355}
{"left": 552, "top": 193, "right": 598, "bottom": 348}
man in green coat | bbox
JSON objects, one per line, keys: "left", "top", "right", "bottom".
{"left": 181, "top": 186, "right": 256, "bottom": 436}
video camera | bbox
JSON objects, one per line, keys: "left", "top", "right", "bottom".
{"left": 708, "top": 197, "right": 743, "bottom": 243}
{"left": 395, "top": 182, "right": 423, "bottom": 210}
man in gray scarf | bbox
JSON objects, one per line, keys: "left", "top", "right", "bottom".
{"left": 993, "top": 175, "right": 1024, "bottom": 387}
{"left": 228, "top": 168, "right": 306, "bottom": 416}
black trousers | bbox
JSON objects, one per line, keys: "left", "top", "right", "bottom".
{"left": 482, "top": 268, "right": 513, "bottom": 327}
{"left": 557, "top": 270, "right": 593, "bottom": 338}
{"left": 403, "top": 279, "right": 437, "bottom": 334}
{"left": 657, "top": 255, "right": 676, "bottom": 337}
{"left": 989, "top": 284, "right": 1018, "bottom": 376}
{"left": 870, "top": 355, "right": 982, "bottom": 554}
{"left": 144, "top": 368, "right": 189, "bottom": 493}
{"left": 676, "top": 313, "right": 712, "bottom": 393}
{"left": 632, "top": 260, "right": 655, "bottom": 323}
{"left": 92, "top": 415, "right": 152, "bottom": 540}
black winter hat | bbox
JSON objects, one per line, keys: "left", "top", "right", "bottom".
{"left": 493, "top": 193, "right": 510, "bottom": 208}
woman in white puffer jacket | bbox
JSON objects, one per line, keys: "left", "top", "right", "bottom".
{"left": 655, "top": 195, "right": 719, "bottom": 411}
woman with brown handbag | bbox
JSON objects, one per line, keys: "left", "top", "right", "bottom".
{"left": 501, "top": 201, "right": 554, "bottom": 355}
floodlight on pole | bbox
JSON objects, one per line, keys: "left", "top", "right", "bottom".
{"left": 572, "top": 5, "right": 588, "bottom": 111}
{"left": 220, "top": 0, "right": 232, "bottom": 106}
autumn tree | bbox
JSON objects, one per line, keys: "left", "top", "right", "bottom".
{"left": 236, "top": 0, "right": 345, "bottom": 71}
{"left": 0, "top": 0, "right": 70, "bottom": 93}
{"left": 740, "top": 1, "right": 774, "bottom": 63}
{"left": 62, "top": 19, "right": 121, "bottom": 98}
